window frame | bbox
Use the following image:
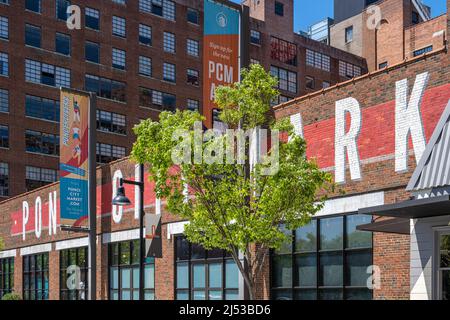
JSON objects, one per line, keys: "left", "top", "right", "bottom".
{"left": 23, "top": 253, "right": 49, "bottom": 300}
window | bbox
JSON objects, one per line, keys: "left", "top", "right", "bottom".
{"left": 0, "top": 52, "right": 8, "bottom": 76}
{"left": 25, "top": 59, "right": 71, "bottom": 87}
{"left": 187, "top": 68, "right": 199, "bottom": 86}
{"left": 413, "top": 45, "right": 433, "bottom": 57}
{"left": 163, "top": 32, "right": 175, "bottom": 53}
{"left": 379, "top": 61, "right": 388, "bottom": 69}
{"left": 85, "top": 74, "right": 126, "bottom": 102}
{"left": 270, "top": 65, "right": 297, "bottom": 93}
{"left": 97, "top": 109, "right": 126, "bottom": 135}
{"left": 26, "top": 95, "right": 60, "bottom": 122}
{"left": 163, "top": 62, "right": 175, "bottom": 82}
{"left": 26, "top": 0, "right": 41, "bottom": 13}
{"left": 0, "top": 258, "right": 14, "bottom": 298}
{"left": 0, "top": 162, "right": 8, "bottom": 196}
{"left": 305, "top": 76, "right": 315, "bottom": 90}
{"left": 139, "top": 0, "right": 176, "bottom": 21}
{"left": 175, "top": 236, "right": 239, "bottom": 300}
{"left": 412, "top": 11, "right": 420, "bottom": 25}
{"left": 187, "top": 8, "right": 199, "bottom": 24}
{"left": 250, "top": 58, "right": 260, "bottom": 65}
{"left": 0, "top": 88, "right": 8, "bottom": 113}
{"left": 274, "top": 1, "right": 284, "bottom": 16}
{"left": 0, "top": 124, "right": 8, "bottom": 148}
{"left": 271, "top": 214, "right": 373, "bottom": 300}
{"left": 0, "top": 0, "right": 8, "bottom": 4}
{"left": 23, "top": 253, "right": 49, "bottom": 300}
{"left": 187, "top": 99, "right": 199, "bottom": 112}
{"left": 306, "top": 49, "right": 330, "bottom": 72}
{"left": 271, "top": 95, "right": 291, "bottom": 107}
{"left": 112, "top": 16, "right": 126, "bottom": 38}
{"left": 60, "top": 247, "right": 88, "bottom": 300}
{"left": 322, "top": 81, "right": 330, "bottom": 89}
{"left": 25, "top": 166, "right": 57, "bottom": 191}
{"left": 25, "top": 130, "right": 59, "bottom": 156}
{"left": 0, "top": 16, "right": 8, "bottom": 40}
{"left": 85, "top": 41, "right": 100, "bottom": 63}
{"left": 112, "top": 48, "right": 126, "bottom": 70}
{"left": 85, "top": 7, "right": 100, "bottom": 30}
{"left": 109, "top": 240, "right": 155, "bottom": 300}
{"left": 56, "top": 0, "right": 70, "bottom": 21}
{"left": 55, "top": 33, "right": 71, "bottom": 55}
{"left": 139, "top": 24, "right": 152, "bottom": 46}
{"left": 187, "top": 39, "right": 199, "bottom": 57}
{"left": 96, "top": 143, "right": 125, "bottom": 163}
{"left": 345, "top": 26, "right": 353, "bottom": 43}
{"left": 270, "top": 37, "right": 297, "bottom": 66}
{"left": 438, "top": 232, "right": 450, "bottom": 300}
{"left": 339, "top": 61, "right": 361, "bottom": 78}
{"left": 139, "top": 56, "right": 152, "bottom": 77}
{"left": 113, "top": 0, "right": 126, "bottom": 4}
{"left": 25, "top": 24, "right": 41, "bottom": 47}
{"left": 250, "top": 30, "right": 261, "bottom": 45}
{"left": 139, "top": 87, "right": 176, "bottom": 112}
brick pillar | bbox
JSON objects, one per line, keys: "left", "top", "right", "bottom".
{"left": 155, "top": 224, "right": 175, "bottom": 300}
{"left": 49, "top": 250, "right": 60, "bottom": 300}
{"left": 98, "top": 241, "right": 108, "bottom": 300}
{"left": 13, "top": 252, "right": 22, "bottom": 298}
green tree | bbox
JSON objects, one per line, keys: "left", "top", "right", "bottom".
{"left": 131, "top": 64, "right": 332, "bottom": 299}
{"left": 0, "top": 237, "right": 4, "bottom": 251}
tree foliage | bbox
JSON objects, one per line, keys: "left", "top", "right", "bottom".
{"left": 131, "top": 64, "right": 332, "bottom": 299}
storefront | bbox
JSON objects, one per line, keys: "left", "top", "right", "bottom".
{"left": 359, "top": 101, "right": 450, "bottom": 300}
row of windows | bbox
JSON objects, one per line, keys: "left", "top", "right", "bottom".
{"left": 0, "top": 162, "right": 7, "bottom": 197}
{"left": 139, "top": 87, "right": 176, "bottom": 112}
{"left": 25, "top": 166, "right": 58, "bottom": 192}
{"left": 306, "top": 49, "right": 331, "bottom": 72}
{"left": 25, "top": 59, "right": 70, "bottom": 88}
{"left": 272, "top": 214, "right": 373, "bottom": 300}
{"left": 339, "top": 61, "right": 362, "bottom": 79}
{"left": 270, "top": 37, "right": 297, "bottom": 67}
{"left": 96, "top": 143, "right": 126, "bottom": 164}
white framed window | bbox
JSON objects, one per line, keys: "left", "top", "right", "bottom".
{"left": 0, "top": 88, "right": 8, "bottom": 113}
{"left": 187, "top": 39, "right": 199, "bottom": 57}
{"left": 306, "top": 49, "right": 330, "bottom": 72}
{"left": 139, "top": 0, "right": 175, "bottom": 21}
{"left": 187, "top": 99, "right": 199, "bottom": 112}
{"left": 339, "top": 61, "right": 361, "bottom": 78}
{"left": 0, "top": 162, "right": 8, "bottom": 197}
{"left": 0, "top": 16, "right": 8, "bottom": 40}
{"left": 112, "top": 48, "right": 126, "bottom": 70}
{"left": 163, "top": 32, "right": 175, "bottom": 53}
{"left": 139, "top": 56, "right": 152, "bottom": 77}
{"left": 0, "top": 52, "right": 8, "bottom": 76}
{"left": 187, "top": 68, "right": 199, "bottom": 86}
{"left": 85, "top": 7, "right": 100, "bottom": 30}
{"left": 112, "top": 16, "right": 126, "bottom": 38}
{"left": 163, "top": 63, "right": 175, "bottom": 82}
{"left": 270, "top": 65, "right": 297, "bottom": 94}
{"left": 345, "top": 26, "right": 353, "bottom": 43}
{"left": 25, "top": 59, "right": 70, "bottom": 87}
{"left": 139, "top": 24, "right": 152, "bottom": 46}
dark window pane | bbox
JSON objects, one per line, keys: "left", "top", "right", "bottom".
{"left": 120, "top": 242, "right": 130, "bottom": 265}
{"left": 272, "top": 289, "right": 292, "bottom": 300}
{"left": 275, "top": 225, "right": 292, "bottom": 254}
{"left": 85, "top": 42, "right": 99, "bottom": 63}
{"left": 25, "top": 25, "right": 41, "bottom": 48}
{"left": 346, "top": 215, "right": 372, "bottom": 248}
{"left": 345, "top": 250, "right": 371, "bottom": 287}
{"left": 442, "top": 270, "right": 450, "bottom": 300}
{"left": 295, "top": 289, "right": 317, "bottom": 300}
{"left": 295, "top": 220, "right": 316, "bottom": 252}
{"left": 191, "top": 243, "right": 205, "bottom": 259}
{"left": 56, "top": 33, "right": 71, "bottom": 56}
{"left": 295, "top": 253, "right": 317, "bottom": 287}
{"left": 319, "top": 252, "right": 343, "bottom": 286}
{"left": 176, "top": 237, "right": 190, "bottom": 261}
{"left": 346, "top": 288, "right": 372, "bottom": 300}
{"left": 319, "top": 289, "right": 343, "bottom": 300}
{"left": 440, "top": 235, "right": 450, "bottom": 268}
{"left": 272, "top": 255, "right": 292, "bottom": 288}
{"left": 320, "top": 217, "right": 343, "bottom": 250}
{"left": 26, "top": 0, "right": 41, "bottom": 12}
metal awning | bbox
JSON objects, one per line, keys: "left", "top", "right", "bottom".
{"left": 358, "top": 195, "right": 450, "bottom": 219}
{"left": 357, "top": 217, "right": 410, "bottom": 235}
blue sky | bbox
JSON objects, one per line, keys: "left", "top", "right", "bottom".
{"left": 294, "top": 0, "right": 447, "bottom": 32}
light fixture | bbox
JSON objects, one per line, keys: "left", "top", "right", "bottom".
{"left": 112, "top": 179, "right": 132, "bottom": 206}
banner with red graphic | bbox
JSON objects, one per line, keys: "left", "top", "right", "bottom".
{"left": 59, "top": 88, "right": 91, "bottom": 227}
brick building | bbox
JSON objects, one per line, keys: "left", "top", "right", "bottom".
{"left": 330, "top": 0, "right": 447, "bottom": 71}
{"left": 0, "top": 0, "right": 366, "bottom": 200}
{"left": 0, "top": 0, "right": 449, "bottom": 299}
{"left": 0, "top": 0, "right": 449, "bottom": 301}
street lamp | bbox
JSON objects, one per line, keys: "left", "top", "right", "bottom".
{"left": 112, "top": 164, "right": 145, "bottom": 300}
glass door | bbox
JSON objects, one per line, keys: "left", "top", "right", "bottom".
{"left": 438, "top": 232, "right": 450, "bottom": 300}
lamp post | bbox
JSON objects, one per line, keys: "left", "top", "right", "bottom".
{"left": 112, "top": 164, "right": 145, "bottom": 300}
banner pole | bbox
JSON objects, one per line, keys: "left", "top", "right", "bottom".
{"left": 88, "top": 93, "right": 97, "bottom": 300}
